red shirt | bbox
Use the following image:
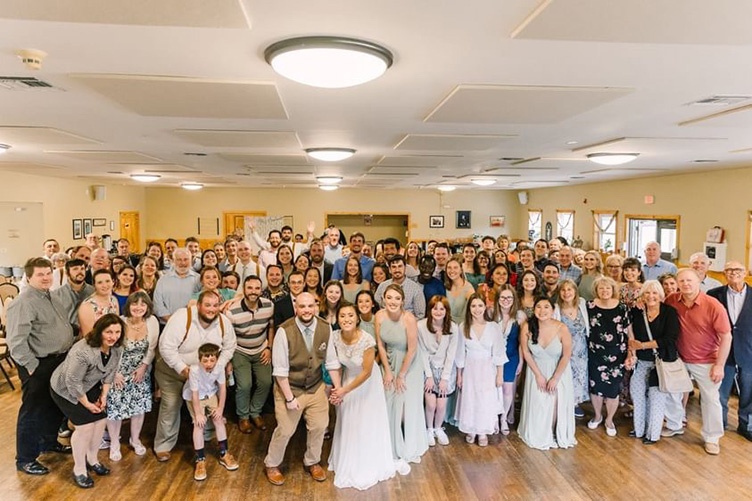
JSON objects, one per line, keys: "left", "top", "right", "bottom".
{"left": 665, "top": 292, "right": 731, "bottom": 364}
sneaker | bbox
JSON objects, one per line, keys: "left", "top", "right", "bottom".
{"left": 574, "top": 406, "right": 585, "bottom": 419}
{"left": 194, "top": 459, "right": 207, "bottom": 481}
{"left": 426, "top": 428, "right": 436, "bottom": 447}
{"left": 219, "top": 452, "right": 239, "bottom": 471}
{"left": 661, "top": 428, "right": 685, "bottom": 438}
{"left": 435, "top": 427, "right": 450, "bottom": 446}
{"left": 395, "top": 459, "right": 411, "bottom": 476}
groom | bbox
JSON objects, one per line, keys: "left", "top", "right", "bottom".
{"left": 264, "top": 292, "right": 336, "bottom": 485}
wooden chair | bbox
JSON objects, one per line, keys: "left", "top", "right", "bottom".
{"left": 0, "top": 340, "right": 14, "bottom": 390}
{"left": 0, "top": 282, "right": 19, "bottom": 304}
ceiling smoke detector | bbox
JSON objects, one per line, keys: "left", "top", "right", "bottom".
{"left": 16, "top": 49, "right": 47, "bottom": 70}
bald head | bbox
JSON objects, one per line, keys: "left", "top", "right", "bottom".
{"left": 90, "top": 248, "right": 110, "bottom": 271}
{"left": 676, "top": 268, "right": 700, "bottom": 297}
{"left": 295, "top": 292, "right": 317, "bottom": 323}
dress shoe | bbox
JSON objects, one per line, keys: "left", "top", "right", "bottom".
{"left": 306, "top": 463, "right": 327, "bottom": 482}
{"left": 238, "top": 418, "right": 253, "bottom": 434}
{"left": 251, "top": 416, "right": 267, "bottom": 431}
{"left": 155, "top": 451, "right": 171, "bottom": 462}
{"left": 87, "top": 462, "right": 111, "bottom": 476}
{"left": 73, "top": 473, "right": 94, "bottom": 488}
{"left": 47, "top": 442, "right": 72, "bottom": 454}
{"left": 17, "top": 460, "right": 49, "bottom": 475}
{"left": 704, "top": 442, "right": 720, "bottom": 455}
{"left": 265, "top": 466, "right": 285, "bottom": 486}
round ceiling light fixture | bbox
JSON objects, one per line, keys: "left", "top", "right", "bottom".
{"left": 316, "top": 175, "right": 343, "bottom": 185}
{"left": 586, "top": 153, "right": 639, "bottom": 166}
{"left": 130, "top": 173, "right": 161, "bottom": 183}
{"left": 265, "top": 36, "right": 393, "bottom": 88}
{"left": 181, "top": 182, "right": 204, "bottom": 191}
{"left": 471, "top": 178, "right": 496, "bottom": 186}
{"left": 0, "top": 144, "right": 11, "bottom": 154}
{"left": 319, "top": 184, "right": 339, "bottom": 191}
{"left": 437, "top": 185, "right": 456, "bottom": 192}
{"left": 305, "top": 148, "right": 356, "bottom": 162}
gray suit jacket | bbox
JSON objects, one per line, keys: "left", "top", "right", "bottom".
{"left": 50, "top": 338, "right": 122, "bottom": 404}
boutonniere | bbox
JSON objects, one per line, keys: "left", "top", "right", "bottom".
{"left": 318, "top": 342, "right": 327, "bottom": 351}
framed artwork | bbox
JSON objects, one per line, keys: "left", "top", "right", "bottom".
{"left": 93, "top": 218, "right": 107, "bottom": 227}
{"left": 490, "top": 215, "right": 506, "bottom": 227}
{"left": 72, "top": 219, "right": 83, "bottom": 240}
{"left": 456, "top": 210, "right": 471, "bottom": 229}
{"left": 429, "top": 215, "right": 444, "bottom": 228}
{"left": 83, "top": 219, "right": 93, "bottom": 236}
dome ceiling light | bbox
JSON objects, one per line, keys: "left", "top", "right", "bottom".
{"left": 316, "top": 175, "right": 343, "bottom": 185}
{"left": 586, "top": 153, "right": 639, "bottom": 166}
{"left": 305, "top": 148, "right": 355, "bottom": 162}
{"left": 181, "top": 182, "right": 204, "bottom": 191}
{"left": 319, "top": 184, "right": 339, "bottom": 191}
{"left": 130, "top": 173, "right": 161, "bottom": 182}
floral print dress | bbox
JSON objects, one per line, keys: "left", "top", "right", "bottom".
{"left": 586, "top": 302, "right": 630, "bottom": 399}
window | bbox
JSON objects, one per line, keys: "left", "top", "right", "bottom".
{"left": 528, "top": 210, "right": 542, "bottom": 241}
{"left": 593, "top": 210, "right": 618, "bottom": 252}
{"left": 556, "top": 210, "right": 575, "bottom": 243}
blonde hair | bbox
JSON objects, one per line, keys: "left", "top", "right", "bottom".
{"left": 583, "top": 250, "right": 604, "bottom": 275}
{"left": 592, "top": 276, "right": 618, "bottom": 299}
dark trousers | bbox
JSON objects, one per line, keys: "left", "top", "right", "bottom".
{"left": 16, "top": 355, "right": 66, "bottom": 465}
{"left": 721, "top": 364, "right": 752, "bottom": 432}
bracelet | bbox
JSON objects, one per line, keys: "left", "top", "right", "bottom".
{"left": 285, "top": 396, "right": 295, "bottom": 403}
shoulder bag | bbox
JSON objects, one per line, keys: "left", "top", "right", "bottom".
{"left": 642, "top": 311, "right": 693, "bottom": 393}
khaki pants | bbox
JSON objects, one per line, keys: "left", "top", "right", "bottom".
{"left": 153, "top": 357, "right": 187, "bottom": 453}
{"left": 264, "top": 384, "right": 328, "bottom": 468}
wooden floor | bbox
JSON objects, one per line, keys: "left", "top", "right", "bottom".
{"left": 1, "top": 366, "right": 750, "bottom": 501}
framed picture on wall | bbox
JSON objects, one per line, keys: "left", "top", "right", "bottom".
{"left": 429, "top": 215, "right": 444, "bottom": 228}
{"left": 490, "top": 215, "right": 505, "bottom": 227}
{"left": 83, "top": 219, "right": 93, "bottom": 236}
{"left": 456, "top": 210, "right": 471, "bottom": 229}
{"left": 93, "top": 218, "right": 107, "bottom": 227}
{"left": 72, "top": 219, "right": 83, "bottom": 240}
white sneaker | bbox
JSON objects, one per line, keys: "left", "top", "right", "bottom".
{"left": 395, "top": 459, "right": 411, "bottom": 476}
{"left": 427, "top": 428, "right": 436, "bottom": 447}
{"left": 435, "top": 427, "right": 450, "bottom": 446}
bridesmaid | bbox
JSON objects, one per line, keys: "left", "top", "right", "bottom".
{"left": 355, "top": 290, "right": 379, "bottom": 339}
{"left": 375, "top": 284, "right": 428, "bottom": 473}
{"left": 445, "top": 257, "right": 475, "bottom": 321}
{"left": 578, "top": 251, "right": 603, "bottom": 301}
{"left": 455, "top": 294, "right": 506, "bottom": 447}
{"left": 518, "top": 296, "right": 576, "bottom": 450}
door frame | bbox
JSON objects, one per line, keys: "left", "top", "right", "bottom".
{"left": 119, "top": 211, "right": 141, "bottom": 252}
{"left": 623, "top": 214, "right": 681, "bottom": 261}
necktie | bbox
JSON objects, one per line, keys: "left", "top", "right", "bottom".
{"left": 303, "top": 326, "right": 313, "bottom": 352}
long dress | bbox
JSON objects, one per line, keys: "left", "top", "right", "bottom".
{"left": 560, "top": 308, "right": 590, "bottom": 405}
{"left": 328, "top": 330, "right": 396, "bottom": 490}
{"left": 454, "top": 322, "right": 506, "bottom": 435}
{"left": 518, "top": 335, "right": 577, "bottom": 450}
{"left": 380, "top": 314, "right": 429, "bottom": 463}
{"left": 587, "top": 302, "right": 630, "bottom": 398}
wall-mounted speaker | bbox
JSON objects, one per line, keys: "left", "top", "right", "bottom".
{"left": 91, "top": 185, "right": 106, "bottom": 201}
{"left": 518, "top": 191, "right": 528, "bottom": 205}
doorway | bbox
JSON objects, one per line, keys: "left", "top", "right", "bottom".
{"left": 326, "top": 213, "right": 410, "bottom": 246}
{"left": 625, "top": 215, "right": 679, "bottom": 261}
{"left": 119, "top": 211, "right": 141, "bottom": 252}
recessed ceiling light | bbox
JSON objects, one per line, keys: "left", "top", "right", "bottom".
{"left": 316, "top": 175, "right": 343, "bottom": 185}
{"left": 437, "top": 185, "right": 456, "bottom": 192}
{"left": 265, "top": 36, "right": 393, "bottom": 88}
{"left": 130, "top": 174, "right": 161, "bottom": 182}
{"left": 586, "top": 153, "right": 639, "bottom": 166}
{"left": 319, "top": 184, "right": 339, "bottom": 191}
{"left": 0, "top": 144, "right": 11, "bottom": 154}
{"left": 471, "top": 179, "right": 496, "bottom": 186}
{"left": 181, "top": 182, "right": 204, "bottom": 191}
{"left": 566, "top": 140, "right": 579, "bottom": 145}
{"left": 305, "top": 148, "right": 356, "bottom": 161}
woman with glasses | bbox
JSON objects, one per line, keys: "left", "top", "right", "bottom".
{"left": 604, "top": 254, "right": 625, "bottom": 287}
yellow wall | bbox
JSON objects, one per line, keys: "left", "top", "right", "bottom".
{"left": 144, "top": 187, "right": 520, "bottom": 243}
{"left": 0, "top": 171, "right": 147, "bottom": 251}
{"left": 522, "top": 166, "right": 752, "bottom": 263}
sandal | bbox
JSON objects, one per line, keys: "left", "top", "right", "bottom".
{"left": 478, "top": 435, "right": 488, "bottom": 447}
{"left": 465, "top": 434, "right": 476, "bottom": 444}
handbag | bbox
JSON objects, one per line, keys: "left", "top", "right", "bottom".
{"left": 642, "top": 311, "right": 693, "bottom": 393}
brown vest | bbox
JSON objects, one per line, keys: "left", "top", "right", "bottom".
{"left": 281, "top": 316, "right": 331, "bottom": 396}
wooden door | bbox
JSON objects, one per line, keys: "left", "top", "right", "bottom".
{"left": 223, "top": 211, "right": 266, "bottom": 239}
{"left": 119, "top": 211, "right": 141, "bottom": 252}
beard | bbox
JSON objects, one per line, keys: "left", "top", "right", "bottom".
{"left": 198, "top": 312, "right": 218, "bottom": 325}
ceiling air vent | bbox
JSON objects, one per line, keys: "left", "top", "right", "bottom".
{"left": 687, "top": 95, "right": 752, "bottom": 106}
{"left": 0, "top": 76, "right": 56, "bottom": 90}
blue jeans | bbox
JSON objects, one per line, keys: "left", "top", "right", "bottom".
{"left": 720, "top": 364, "right": 752, "bottom": 432}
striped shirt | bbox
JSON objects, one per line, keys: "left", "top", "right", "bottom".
{"left": 225, "top": 297, "right": 275, "bottom": 356}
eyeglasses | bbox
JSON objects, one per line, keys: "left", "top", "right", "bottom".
{"left": 724, "top": 268, "right": 745, "bottom": 275}
{"left": 606, "top": 265, "right": 622, "bottom": 269}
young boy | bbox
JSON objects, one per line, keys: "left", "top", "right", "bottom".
{"left": 183, "top": 343, "right": 239, "bottom": 481}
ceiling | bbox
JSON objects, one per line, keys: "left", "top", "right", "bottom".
{"left": 2, "top": 0, "right": 752, "bottom": 191}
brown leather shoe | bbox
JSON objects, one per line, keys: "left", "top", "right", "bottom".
{"left": 265, "top": 466, "right": 285, "bottom": 486}
{"left": 154, "top": 451, "right": 170, "bottom": 462}
{"left": 251, "top": 416, "right": 267, "bottom": 430}
{"left": 238, "top": 418, "right": 253, "bottom": 434}
{"left": 306, "top": 463, "right": 327, "bottom": 482}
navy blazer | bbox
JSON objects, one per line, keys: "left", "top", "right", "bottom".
{"left": 708, "top": 285, "right": 752, "bottom": 368}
